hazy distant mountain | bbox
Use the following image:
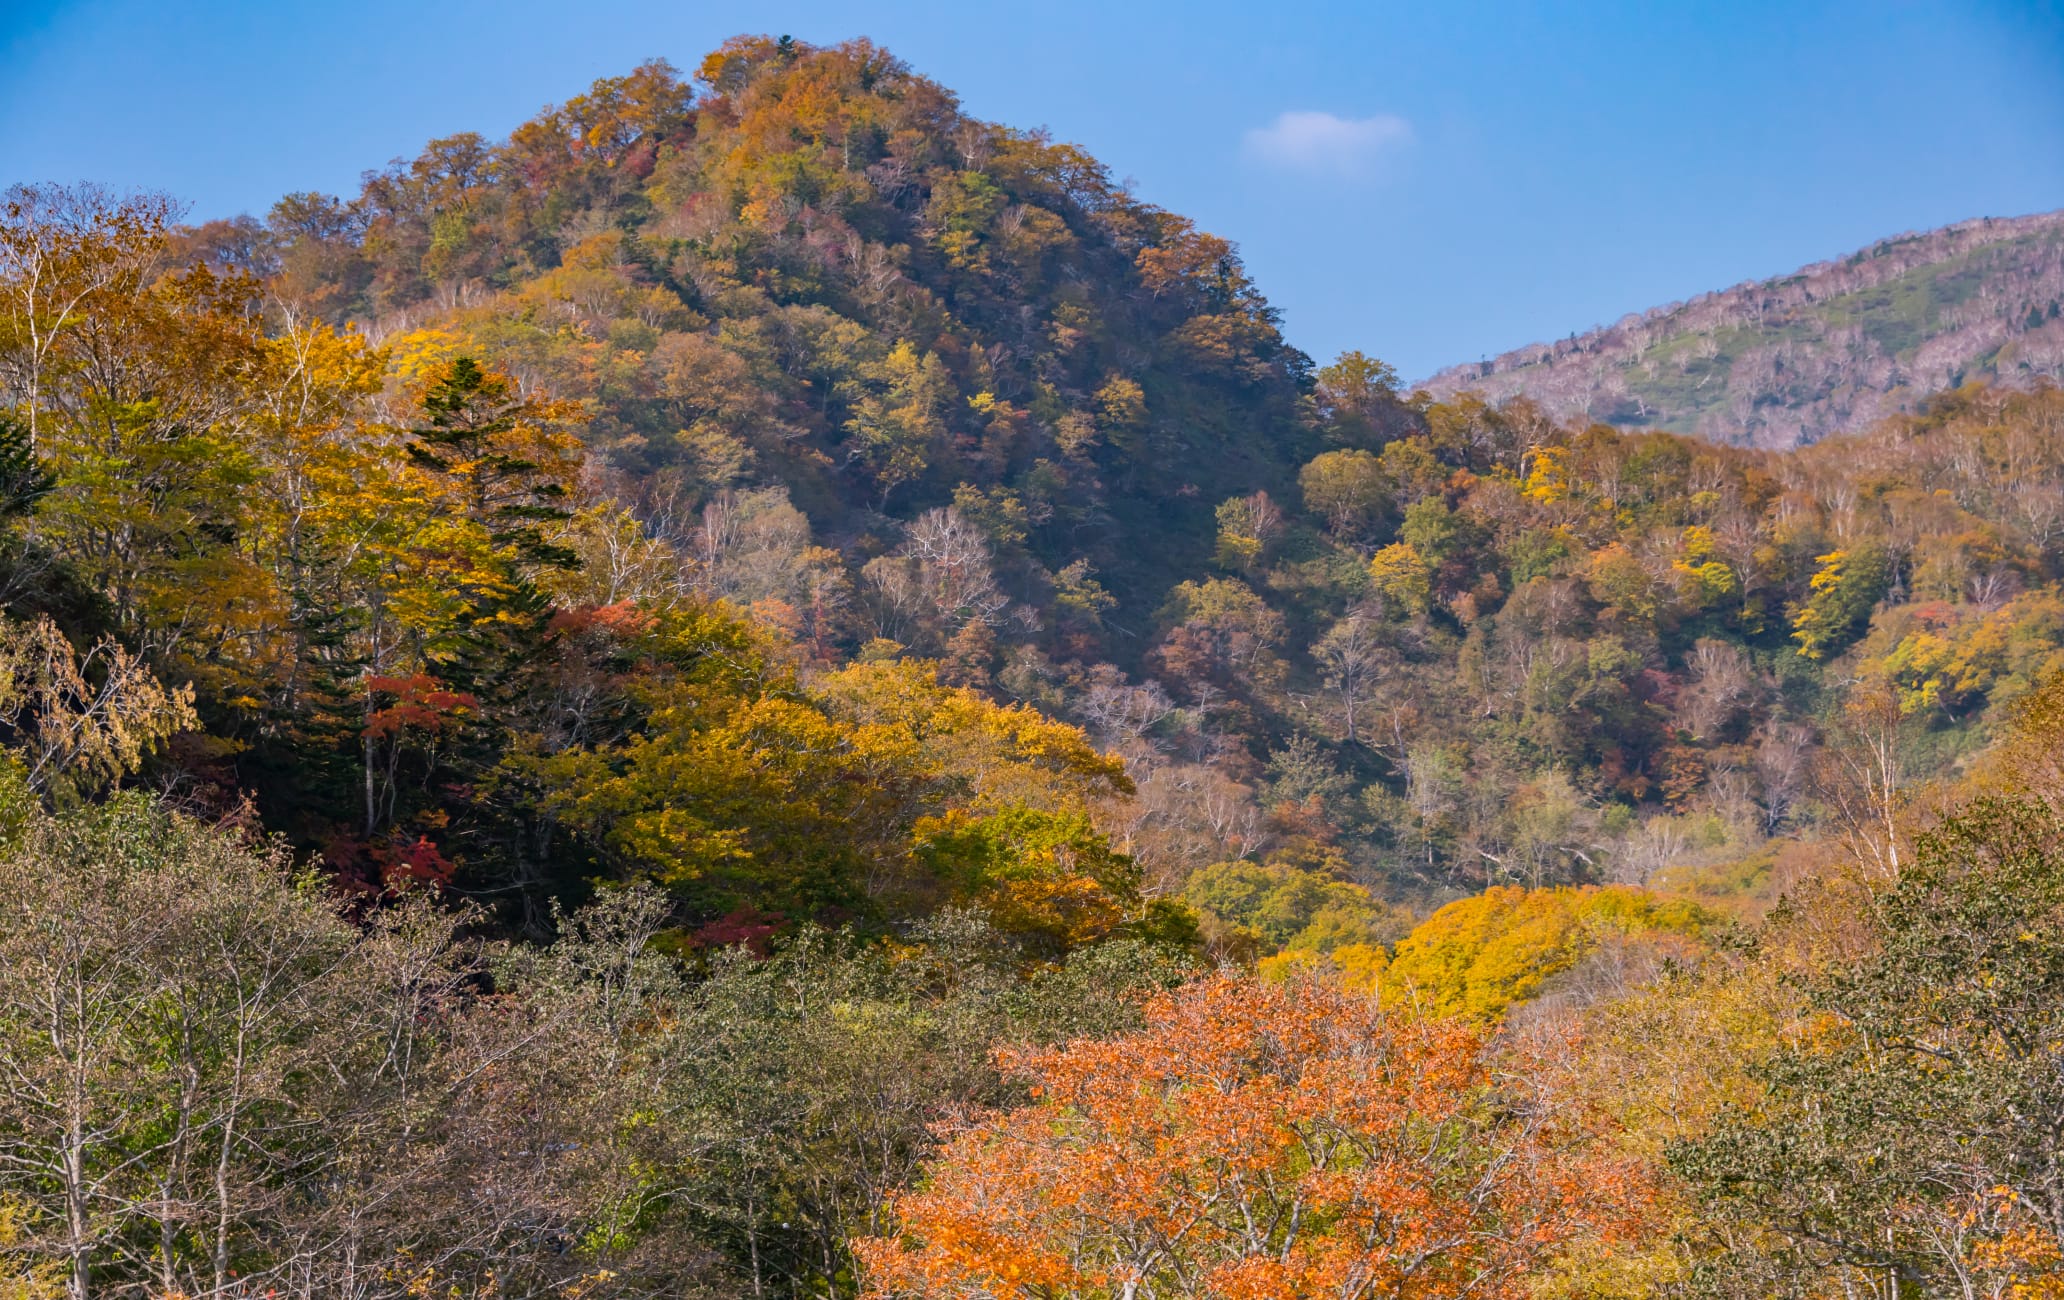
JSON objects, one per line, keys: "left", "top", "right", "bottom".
{"left": 1417, "top": 210, "right": 2064, "bottom": 447}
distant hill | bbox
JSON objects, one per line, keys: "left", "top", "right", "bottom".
{"left": 1417, "top": 210, "right": 2064, "bottom": 447}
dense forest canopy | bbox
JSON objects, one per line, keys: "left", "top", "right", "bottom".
{"left": 183, "top": 40, "right": 1319, "bottom": 612}
{"left": 4, "top": 33, "right": 2064, "bottom": 1300}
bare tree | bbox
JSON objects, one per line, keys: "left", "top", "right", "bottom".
{"left": 900, "top": 506, "right": 1009, "bottom": 628}
{"left": 1076, "top": 673, "right": 1178, "bottom": 751}
{"left": 1311, "top": 611, "right": 1392, "bottom": 745}
{"left": 1755, "top": 721, "right": 1816, "bottom": 835}
{"left": 1816, "top": 682, "right": 1908, "bottom": 880}
{"left": 0, "top": 798, "right": 718, "bottom": 1300}
{"left": 862, "top": 507, "right": 1009, "bottom": 648}
{"left": 1674, "top": 638, "right": 1761, "bottom": 741}
{"left": 1611, "top": 815, "right": 1693, "bottom": 886}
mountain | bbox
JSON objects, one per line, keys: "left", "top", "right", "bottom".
{"left": 1417, "top": 210, "right": 2064, "bottom": 447}
{"left": 177, "top": 40, "right": 1320, "bottom": 628}
{"left": 14, "top": 33, "right": 2064, "bottom": 1300}
{"left": 56, "top": 38, "right": 2064, "bottom": 924}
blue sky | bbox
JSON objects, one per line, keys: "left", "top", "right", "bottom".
{"left": 4, "top": 0, "right": 2062, "bottom": 379}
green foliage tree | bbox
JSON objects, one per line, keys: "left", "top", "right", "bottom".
{"left": 1669, "top": 799, "right": 2064, "bottom": 1297}
{"left": 1183, "top": 858, "right": 1408, "bottom": 957}
{"left": 1299, "top": 448, "right": 1388, "bottom": 540}
{"left": 0, "top": 782, "right": 1195, "bottom": 1300}
{"left": 1790, "top": 544, "right": 1892, "bottom": 659}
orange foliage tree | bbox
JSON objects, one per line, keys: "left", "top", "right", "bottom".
{"left": 855, "top": 972, "right": 1647, "bottom": 1299}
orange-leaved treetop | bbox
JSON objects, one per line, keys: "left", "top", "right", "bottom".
{"left": 854, "top": 972, "right": 1650, "bottom": 1299}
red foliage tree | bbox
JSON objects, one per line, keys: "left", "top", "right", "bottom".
{"left": 856, "top": 973, "right": 1647, "bottom": 1299}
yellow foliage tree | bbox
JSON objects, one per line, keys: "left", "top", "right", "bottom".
{"left": 1384, "top": 885, "right": 1710, "bottom": 1021}
{"left": 1367, "top": 542, "right": 1432, "bottom": 613}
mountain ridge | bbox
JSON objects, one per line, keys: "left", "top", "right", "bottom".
{"left": 1416, "top": 207, "right": 2064, "bottom": 447}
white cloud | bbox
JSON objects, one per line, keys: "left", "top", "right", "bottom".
{"left": 1241, "top": 110, "right": 1413, "bottom": 178}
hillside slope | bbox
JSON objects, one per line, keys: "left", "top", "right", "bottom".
{"left": 12, "top": 34, "right": 2064, "bottom": 1300}
{"left": 137, "top": 42, "right": 2064, "bottom": 917}
{"left": 179, "top": 40, "right": 1320, "bottom": 629}
{"left": 1418, "top": 210, "right": 2064, "bottom": 447}
{"left": 7, "top": 34, "right": 2059, "bottom": 934}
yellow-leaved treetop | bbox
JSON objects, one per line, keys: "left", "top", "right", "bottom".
{"left": 1383, "top": 885, "right": 1711, "bottom": 1021}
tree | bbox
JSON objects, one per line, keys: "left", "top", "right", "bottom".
{"left": 0, "top": 788, "right": 359, "bottom": 1300}
{"left": 0, "top": 616, "right": 195, "bottom": 803}
{"left": 1790, "top": 545, "right": 1891, "bottom": 660}
{"left": 1313, "top": 611, "right": 1391, "bottom": 742}
{"left": 0, "top": 791, "right": 724, "bottom": 1300}
{"left": 1300, "top": 449, "right": 1388, "bottom": 541}
{"left": 1212, "top": 491, "right": 1283, "bottom": 570}
{"left": 845, "top": 342, "right": 952, "bottom": 506}
{"left": 1383, "top": 885, "right": 1710, "bottom": 1022}
{"left": 1152, "top": 578, "right": 1287, "bottom": 698}
{"left": 4, "top": 198, "right": 266, "bottom": 644}
{"left": 1814, "top": 679, "right": 1911, "bottom": 880}
{"left": 1182, "top": 858, "right": 1405, "bottom": 956}
{"left": 1313, "top": 350, "right": 1405, "bottom": 448}
{"left": 0, "top": 186, "right": 177, "bottom": 454}
{"left": 1670, "top": 799, "right": 2064, "bottom": 1298}
{"left": 1366, "top": 543, "right": 1432, "bottom": 614}
{"left": 0, "top": 785, "right": 1190, "bottom": 1300}
{"left": 898, "top": 506, "right": 1011, "bottom": 631}
{"left": 0, "top": 1198, "right": 61, "bottom": 1300}
{"left": 856, "top": 972, "right": 1646, "bottom": 1300}
{"left": 661, "top": 914, "right": 1193, "bottom": 1296}
{"left": 405, "top": 355, "right": 584, "bottom": 570}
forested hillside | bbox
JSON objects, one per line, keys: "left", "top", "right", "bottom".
{"left": 5, "top": 34, "right": 2064, "bottom": 1300}
{"left": 180, "top": 43, "right": 1318, "bottom": 620}
{"left": 1420, "top": 209, "right": 2064, "bottom": 447}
